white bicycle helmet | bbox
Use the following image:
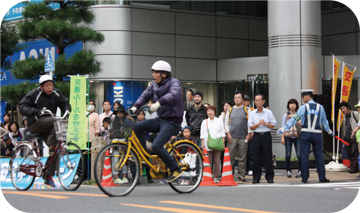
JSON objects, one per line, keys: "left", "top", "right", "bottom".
{"left": 151, "top": 60, "right": 171, "bottom": 72}
{"left": 39, "top": 75, "right": 53, "bottom": 85}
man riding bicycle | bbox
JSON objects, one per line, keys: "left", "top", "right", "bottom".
{"left": 131, "top": 60, "right": 184, "bottom": 183}
{"left": 18, "top": 75, "right": 71, "bottom": 187}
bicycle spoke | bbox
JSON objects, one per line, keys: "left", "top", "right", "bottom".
{"left": 57, "top": 142, "right": 85, "bottom": 191}
{"left": 10, "top": 145, "right": 37, "bottom": 191}
{"left": 94, "top": 143, "right": 140, "bottom": 197}
{"left": 168, "top": 142, "right": 203, "bottom": 193}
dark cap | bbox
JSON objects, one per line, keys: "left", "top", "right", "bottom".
{"left": 2, "top": 134, "right": 10, "bottom": 140}
{"left": 114, "top": 104, "right": 125, "bottom": 113}
{"left": 182, "top": 126, "right": 192, "bottom": 132}
{"left": 244, "top": 94, "right": 250, "bottom": 101}
{"left": 194, "top": 91, "right": 203, "bottom": 100}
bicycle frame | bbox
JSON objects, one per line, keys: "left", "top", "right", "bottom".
{"left": 17, "top": 136, "right": 66, "bottom": 177}
{"left": 111, "top": 131, "right": 203, "bottom": 178}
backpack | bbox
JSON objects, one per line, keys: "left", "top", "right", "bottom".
{"left": 228, "top": 106, "right": 249, "bottom": 122}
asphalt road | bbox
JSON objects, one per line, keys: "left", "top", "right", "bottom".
{"left": 2, "top": 181, "right": 360, "bottom": 213}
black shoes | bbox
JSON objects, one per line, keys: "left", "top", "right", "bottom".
{"left": 147, "top": 178, "right": 154, "bottom": 183}
{"left": 320, "top": 179, "right": 330, "bottom": 183}
{"left": 302, "top": 180, "right": 308, "bottom": 183}
{"left": 267, "top": 179, "right": 274, "bottom": 183}
{"left": 252, "top": 180, "right": 260, "bottom": 184}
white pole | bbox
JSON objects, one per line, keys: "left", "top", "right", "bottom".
{"left": 332, "top": 54, "right": 335, "bottom": 160}
{"left": 336, "top": 62, "right": 345, "bottom": 163}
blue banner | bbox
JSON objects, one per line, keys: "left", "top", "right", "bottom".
{"left": 0, "top": 101, "right": 7, "bottom": 124}
{"left": 106, "top": 81, "right": 145, "bottom": 110}
{"left": 3, "top": 0, "right": 60, "bottom": 21}
{"left": 0, "top": 39, "right": 82, "bottom": 87}
{"left": 0, "top": 154, "right": 80, "bottom": 189}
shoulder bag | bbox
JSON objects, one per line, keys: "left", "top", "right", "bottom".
{"left": 206, "top": 119, "right": 224, "bottom": 151}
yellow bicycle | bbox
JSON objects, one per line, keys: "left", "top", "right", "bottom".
{"left": 93, "top": 106, "right": 204, "bottom": 197}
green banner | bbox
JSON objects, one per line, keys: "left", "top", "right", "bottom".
{"left": 67, "top": 76, "right": 87, "bottom": 150}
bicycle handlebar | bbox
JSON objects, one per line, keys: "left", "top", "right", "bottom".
{"left": 127, "top": 105, "right": 150, "bottom": 117}
{"left": 40, "top": 108, "right": 70, "bottom": 120}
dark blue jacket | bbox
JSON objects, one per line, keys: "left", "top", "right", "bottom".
{"left": 134, "top": 77, "right": 183, "bottom": 123}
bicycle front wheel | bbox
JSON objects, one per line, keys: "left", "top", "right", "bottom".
{"left": 57, "top": 142, "right": 85, "bottom": 191}
{"left": 169, "top": 142, "right": 203, "bottom": 193}
{"left": 94, "top": 143, "right": 140, "bottom": 197}
{"left": 10, "top": 144, "right": 38, "bottom": 191}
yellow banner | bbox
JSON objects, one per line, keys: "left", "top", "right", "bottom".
{"left": 331, "top": 57, "right": 340, "bottom": 122}
{"left": 67, "top": 76, "right": 87, "bottom": 150}
{"left": 337, "top": 65, "right": 356, "bottom": 130}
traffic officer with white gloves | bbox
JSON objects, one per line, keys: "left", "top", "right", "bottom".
{"left": 277, "top": 89, "right": 333, "bottom": 183}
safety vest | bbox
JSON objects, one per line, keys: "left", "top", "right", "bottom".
{"left": 302, "top": 103, "right": 322, "bottom": 133}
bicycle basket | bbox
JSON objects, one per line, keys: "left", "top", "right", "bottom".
{"left": 54, "top": 120, "right": 69, "bottom": 141}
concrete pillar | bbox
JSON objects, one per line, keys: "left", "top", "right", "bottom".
{"left": 268, "top": 0, "right": 322, "bottom": 127}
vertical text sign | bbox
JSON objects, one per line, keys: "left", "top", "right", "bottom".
{"left": 67, "top": 76, "right": 87, "bottom": 150}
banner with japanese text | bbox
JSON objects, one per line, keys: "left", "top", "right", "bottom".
{"left": 331, "top": 56, "right": 340, "bottom": 122}
{"left": 0, "top": 155, "right": 80, "bottom": 189}
{"left": 67, "top": 76, "right": 87, "bottom": 150}
{"left": 337, "top": 64, "right": 356, "bottom": 130}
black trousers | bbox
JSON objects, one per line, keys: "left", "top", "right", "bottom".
{"left": 252, "top": 132, "right": 274, "bottom": 181}
{"left": 345, "top": 137, "right": 359, "bottom": 172}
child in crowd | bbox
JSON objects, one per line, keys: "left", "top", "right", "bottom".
{"left": 110, "top": 105, "right": 135, "bottom": 184}
{"left": 178, "top": 126, "right": 196, "bottom": 186}
{"left": 100, "top": 117, "right": 111, "bottom": 144}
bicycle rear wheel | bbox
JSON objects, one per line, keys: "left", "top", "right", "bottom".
{"left": 169, "top": 142, "right": 203, "bottom": 193}
{"left": 94, "top": 143, "right": 140, "bottom": 197}
{"left": 10, "top": 144, "right": 38, "bottom": 191}
{"left": 57, "top": 142, "right": 85, "bottom": 191}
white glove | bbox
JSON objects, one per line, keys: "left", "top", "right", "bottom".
{"left": 130, "top": 106, "right": 137, "bottom": 113}
{"left": 328, "top": 130, "right": 334, "bottom": 136}
{"left": 277, "top": 127, "right": 285, "bottom": 135}
{"left": 150, "top": 101, "right": 161, "bottom": 113}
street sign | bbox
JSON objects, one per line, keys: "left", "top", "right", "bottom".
{"left": 44, "top": 51, "right": 55, "bottom": 72}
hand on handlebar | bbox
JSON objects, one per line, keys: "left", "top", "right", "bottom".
{"left": 150, "top": 101, "right": 161, "bottom": 113}
{"left": 34, "top": 109, "right": 42, "bottom": 117}
{"left": 130, "top": 106, "right": 137, "bottom": 113}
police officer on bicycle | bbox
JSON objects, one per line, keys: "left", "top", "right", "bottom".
{"left": 19, "top": 75, "right": 71, "bottom": 187}
{"left": 131, "top": 60, "right": 184, "bottom": 183}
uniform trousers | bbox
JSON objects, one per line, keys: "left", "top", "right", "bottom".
{"left": 252, "top": 132, "right": 274, "bottom": 181}
{"left": 300, "top": 132, "right": 327, "bottom": 181}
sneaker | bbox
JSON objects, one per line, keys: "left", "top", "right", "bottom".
{"left": 184, "top": 180, "right": 190, "bottom": 185}
{"left": 159, "top": 178, "right": 166, "bottom": 185}
{"left": 214, "top": 178, "right": 219, "bottom": 184}
{"left": 248, "top": 170, "right": 253, "bottom": 175}
{"left": 44, "top": 176, "right": 55, "bottom": 187}
{"left": 166, "top": 168, "right": 183, "bottom": 183}
{"left": 286, "top": 171, "right": 292, "bottom": 178}
{"left": 180, "top": 180, "right": 186, "bottom": 185}
{"left": 114, "top": 178, "right": 122, "bottom": 184}
{"left": 120, "top": 177, "right": 129, "bottom": 184}
{"left": 295, "top": 171, "right": 301, "bottom": 178}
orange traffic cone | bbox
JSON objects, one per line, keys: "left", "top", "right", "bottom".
{"left": 200, "top": 148, "right": 216, "bottom": 186}
{"left": 100, "top": 150, "right": 118, "bottom": 187}
{"left": 217, "top": 147, "right": 238, "bottom": 186}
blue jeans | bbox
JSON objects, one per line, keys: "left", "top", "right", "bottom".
{"left": 285, "top": 137, "right": 301, "bottom": 172}
{"left": 134, "top": 117, "right": 181, "bottom": 172}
